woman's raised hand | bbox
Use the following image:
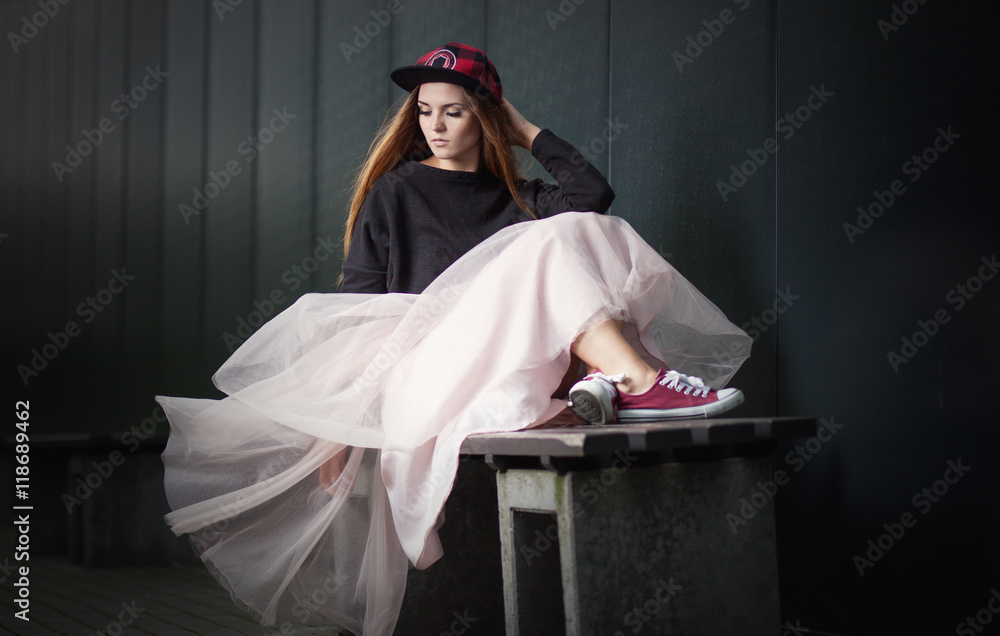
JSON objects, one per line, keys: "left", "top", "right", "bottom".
{"left": 502, "top": 98, "right": 542, "bottom": 149}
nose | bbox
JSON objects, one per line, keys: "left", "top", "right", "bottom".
{"left": 431, "top": 112, "right": 446, "bottom": 132}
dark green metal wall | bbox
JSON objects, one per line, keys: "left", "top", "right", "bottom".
{"left": 774, "top": 2, "right": 996, "bottom": 634}
{"left": 1, "top": 0, "right": 995, "bottom": 633}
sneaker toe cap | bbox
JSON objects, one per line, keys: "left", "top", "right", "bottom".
{"left": 717, "top": 388, "right": 744, "bottom": 403}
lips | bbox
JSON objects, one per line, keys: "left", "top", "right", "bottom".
{"left": 431, "top": 139, "right": 449, "bottom": 146}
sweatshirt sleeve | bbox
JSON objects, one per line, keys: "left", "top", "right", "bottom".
{"left": 526, "top": 128, "right": 615, "bottom": 217}
{"left": 341, "top": 189, "right": 390, "bottom": 294}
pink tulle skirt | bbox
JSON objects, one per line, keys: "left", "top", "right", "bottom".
{"left": 156, "top": 212, "right": 751, "bottom": 635}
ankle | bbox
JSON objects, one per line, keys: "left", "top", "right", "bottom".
{"left": 617, "top": 368, "right": 659, "bottom": 395}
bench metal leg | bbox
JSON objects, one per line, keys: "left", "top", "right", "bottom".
{"left": 497, "top": 469, "right": 568, "bottom": 635}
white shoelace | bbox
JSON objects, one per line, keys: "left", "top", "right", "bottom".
{"left": 583, "top": 371, "right": 626, "bottom": 385}
{"left": 660, "top": 370, "right": 710, "bottom": 397}
{"left": 583, "top": 370, "right": 710, "bottom": 398}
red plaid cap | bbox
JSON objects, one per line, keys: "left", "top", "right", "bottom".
{"left": 391, "top": 42, "right": 502, "bottom": 104}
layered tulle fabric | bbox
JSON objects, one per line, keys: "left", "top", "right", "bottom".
{"left": 156, "top": 212, "right": 751, "bottom": 635}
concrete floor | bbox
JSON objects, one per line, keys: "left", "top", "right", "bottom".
{"left": 0, "top": 557, "right": 340, "bottom": 636}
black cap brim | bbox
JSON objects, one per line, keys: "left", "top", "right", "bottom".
{"left": 390, "top": 66, "right": 482, "bottom": 96}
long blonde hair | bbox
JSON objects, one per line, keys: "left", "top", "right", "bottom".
{"left": 342, "top": 87, "right": 533, "bottom": 267}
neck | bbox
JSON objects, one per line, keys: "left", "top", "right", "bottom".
{"left": 420, "top": 152, "right": 481, "bottom": 173}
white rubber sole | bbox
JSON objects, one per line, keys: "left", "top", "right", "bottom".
{"left": 568, "top": 382, "right": 615, "bottom": 426}
{"left": 616, "top": 388, "right": 745, "bottom": 422}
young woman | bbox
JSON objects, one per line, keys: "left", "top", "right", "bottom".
{"left": 157, "top": 43, "right": 750, "bottom": 635}
{"left": 342, "top": 42, "right": 745, "bottom": 424}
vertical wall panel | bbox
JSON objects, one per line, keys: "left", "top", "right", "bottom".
{"left": 488, "top": 0, "right": 608, "bottom": 184}
{"left": 91, "top": 0, "right": 128, "bottom": 417}
{"left": 255, "top": 0, "right": 315, "bottom": 304}
{"left": 314, "top": 0, "right": 392, "bottom": 290}
{"left": 202, "top": 0, "right": 257, "bottom": 367}
{"left": 611, "top": 1, "right": 776, "bottom": 415}
{"left": 0, "top": 4, "right": 10, "bottom": 332}
{"left": 63, "top": 0, "right": 99, "bottom": 418}
{"left": 66, "top": 1, "right": 99, "bottom": 313}
{"left": 161, "top": 0, "right": 210, "bottom": 397}
{"left": 20, "top": 1, "right": 47, "bottom": 393}
{"left": 39, "top": 3, "right": 76, "bottom": 424}
{"left": 41, "top": 9, "right": 70, "bottom": 348}
{"left": 122, "top": 0, "right": 166, "bottom": 422}
{"left": 1, "top": 2, "right": 27, "bottom": 384}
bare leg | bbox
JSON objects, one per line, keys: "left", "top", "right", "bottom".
{"left": 319, "top": 447, "right": 348, "bottom": 494}
{"left": 570, "top": 319, "right": 659, "bottom": 394}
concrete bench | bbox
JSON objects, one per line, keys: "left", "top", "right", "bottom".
{"left": 14, "top": 417, "right": 814, "bottom": 635}
{"left": 457, "top": 416, "right": 816, "bottom": 636}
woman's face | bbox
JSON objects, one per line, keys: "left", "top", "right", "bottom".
{"left": 417, "top": 82, "right": 482, "bottom": 172}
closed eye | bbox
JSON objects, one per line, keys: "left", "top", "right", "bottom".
{"left": 417, "top": 109, "right": 464, "bottom": 117}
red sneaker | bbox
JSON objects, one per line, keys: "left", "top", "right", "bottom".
{"left": 617, "top": 369, "right": 744, "bottom": 421}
